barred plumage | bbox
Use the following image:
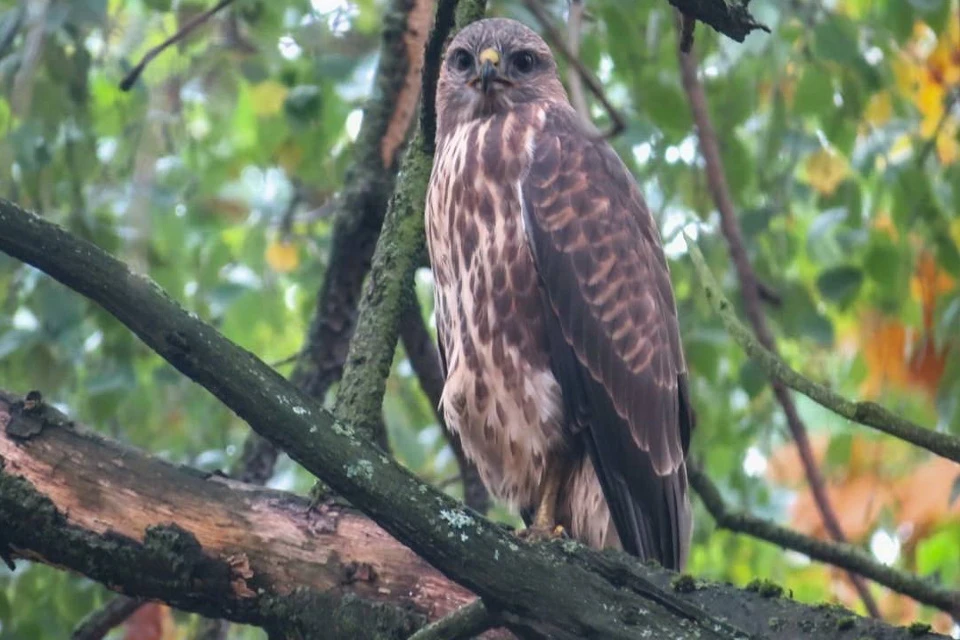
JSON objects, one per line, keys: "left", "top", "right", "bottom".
{"left": 426, "top": 18, "right": 693, "bottom": 568}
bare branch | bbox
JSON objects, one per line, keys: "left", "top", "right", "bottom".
{"left": 686, "top": 240, "right": 960, "bottom": 463}
{"left": 676, "top": 30, "right": 882, "bottom": 617}
{"left": 688, "top": 465, "right": 960, "bottom": 616}
{"left": 120, "top": 0, "right": 237, "bottom": 91}
{"left": 523, "top": 0, "right": 625, "bottom": 138}
{"left": 71, "top": 596, "right": 145, "bottom": 640}
{"left": 565, "top": 0, "right": 591, "bottom": 123}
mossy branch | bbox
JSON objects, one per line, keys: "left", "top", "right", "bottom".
{"left": 688, "top": 466, "right": 960, "bottom": 616}
{"left": 686, "top": 239, "right": 960, "bottom": 463}
{"left": 407, "top": 600, "right": 494, "bottom": 640}
{"left": 333, "top": 0, "right": 486, "bottom": 441}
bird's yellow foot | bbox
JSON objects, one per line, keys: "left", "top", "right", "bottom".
{"left": 517, "top": 524, "right": 567, "bottom": 543}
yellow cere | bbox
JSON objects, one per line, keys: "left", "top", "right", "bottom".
{"left": 479, "top": 48, "right": 500, "bottom": 65}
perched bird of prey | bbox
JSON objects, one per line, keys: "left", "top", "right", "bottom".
{"left": 425, "top": 18, "right": 693, "bottom": 569}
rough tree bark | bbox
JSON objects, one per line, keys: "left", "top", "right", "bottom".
{"left": 0, "top": 390, "right": 471, "bottom": 637}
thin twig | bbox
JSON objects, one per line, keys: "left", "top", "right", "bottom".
{"left": 120, "top": 0, "right": 236, "bottom": 91}
{"left": 685, "top": 239, "right": 960, "bottom": 463}
{"left": 688, "top": 465, "right": 960, "bottom": 617}
{"left": 407, "top": 600, "right": 494, "bottom": 640}
{"left": 523, "top": 0, "right": 625, "bottom": 138}
{"left": 565, "top": 0, "right": 591, "bottom": 123}
{"left": 71, "top": 596, "right": 145, "bottom": 640}
{"left": 676, "top": 29, "right": 882, "bottom": 618}
{"left": 11, "top": 0, "right": 50, "bottom": 116}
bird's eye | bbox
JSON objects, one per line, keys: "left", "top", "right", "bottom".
{"left": 450, "top": 48, "right": 474, "bottom": 72}
{"left": 511, "top": 51, "right": 537, "bottom": 74}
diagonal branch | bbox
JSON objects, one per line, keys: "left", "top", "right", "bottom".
{"left": 688, "top": 465, "right": 960, "bottom": 616}
{"left": 686, "top": 241, "right": 960, "bottom": 462}
{"left": 120, "top": 0, "right": 237, "bottom": 91}
{"left": 523, "top": 0, "right": 625, "bottom": 138}
{"left": 676, "top": 34, "right": 882, "bottom": 618}
{"left": 71, "top": 596, "right": 145, "bottom": 640}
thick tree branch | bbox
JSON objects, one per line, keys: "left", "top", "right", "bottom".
{"left": 0, "top": 391, "right": 454, "bottom": 638}
{"left": 677, "top": 38, "right": 882, "bottom": 617}
{"left": 0, "top": 391, "right": 940, "bottom": 640}
{"left": 686, "top": 241, "right": 960, "bottom": 463}
{"left": 688, "top": 465, "right": 960, "bottom": 616}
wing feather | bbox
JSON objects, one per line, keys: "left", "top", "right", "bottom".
{"left": 521, "top": 106, "right": 693, "bottom": 568}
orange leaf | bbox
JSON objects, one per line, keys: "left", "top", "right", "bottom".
{"left": 124, "top": 603, "right": 175, "bottom": 640}
{"left": 265, "top": 238, "right": 300, "bottom": 273}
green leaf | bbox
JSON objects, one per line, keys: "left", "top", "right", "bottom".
{"left": 915, "top": 524, "right": 960, "bottom": 583}
{"left": 794, "top": 69, "right": 834, "bottom": 118}
{"left": 825, "top": 433, "right": 853, "bottom": 472}
{"left": 284, "top": 85, "right": 323, "bottom": 124}
{"left": 0, "top": 329, "right": 38, "bottom": 359}
{"left": 813, "top": 15, "right": 861, "bottom": 66}
{"left": 739, "top": 359, "right": 767, "bottom": 398}
{"left": 817, "top": 266, "right": 864, "bottom": 307}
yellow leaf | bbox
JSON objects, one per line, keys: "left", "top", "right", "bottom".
{"left": 266, "top": 238, "right": 300, "bottom": 273}
{"left": 804, "top": 148, "right": 849, "bottom": 196}
{"left": 893, "top": 54, "right": 921, "bottom": 94}
{"left": 249, "top": 80, "right": 289, "bottom": 116}
{"left": 916, "top": 78, "right": 945, "bottom": 137}
{"left": 929, "top": 40, "right": 960, "bottom": 86}
{"left": 936, "top": 120, "right": 960, "bottom": 165}
{"left": 864, "top": 91, "right": 892, "bottom": 126}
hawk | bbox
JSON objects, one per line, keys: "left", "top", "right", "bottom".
{"left": 425, "top": 18, "right": 693, "bottom": 569}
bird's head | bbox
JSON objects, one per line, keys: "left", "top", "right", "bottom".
{"left": 436, "top": 18, "right": 567, "bottom": 131}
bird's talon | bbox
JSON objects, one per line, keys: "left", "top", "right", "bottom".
{"left": 517, "top": 524, "right": 567, "bottom": 543}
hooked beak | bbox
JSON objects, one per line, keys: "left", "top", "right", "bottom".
{"left": 479, "top": 59, "right": 498, "bottom": 94}
{"left": 474, "top": 48, "right": 502, "bottom": 95}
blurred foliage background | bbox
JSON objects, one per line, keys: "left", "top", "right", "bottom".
{"left": 0, "top": 0, "right": 958, "bottom": 638}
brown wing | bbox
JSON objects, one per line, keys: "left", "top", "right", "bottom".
{"left": 520, "top": 106, "right": 693, "bottom": 568}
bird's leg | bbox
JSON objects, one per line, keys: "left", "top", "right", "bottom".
{"left": 520, "top": 460, "right": 568, "bottom": 541}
